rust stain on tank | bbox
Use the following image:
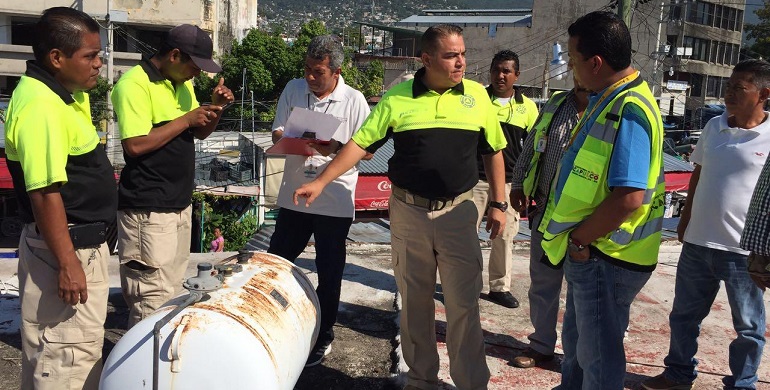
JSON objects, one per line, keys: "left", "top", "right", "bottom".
{"left": 184, "top": 252, "right": 317, "bottom": 370}
{"left": 196, "top": 303, "right": 278, "bottom": 368}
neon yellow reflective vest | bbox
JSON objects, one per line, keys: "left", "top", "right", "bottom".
{"left": 522, "top": 91, "right": 569, "bottom": 198}
{"left": 539, "top": 78, "right": 665, "bottom": 267}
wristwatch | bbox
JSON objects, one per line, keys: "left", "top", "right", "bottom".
{"left": 568, "top": 235, "right": 587, "bottom": 253}
{"left": 334, "top": 139, "right": 344, "bottom": 154}
{"left": 488, "top": 201, "right": 509, "bottom": 212}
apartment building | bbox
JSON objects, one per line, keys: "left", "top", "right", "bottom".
{"left": 0, "top": 0, "right": 258, "bottom": 96}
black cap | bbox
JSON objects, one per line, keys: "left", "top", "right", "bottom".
{"left": 165, "top": 24, "right": 222, "bottom": 73}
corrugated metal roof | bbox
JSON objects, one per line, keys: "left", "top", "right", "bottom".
{"left": 663, "top": 153, "right": 695, "bottom": 173}
{"left": 359, "top": 138, "right": 393, "bottom": 175}
{"left": 396, "top": 14, "right": 531, "bottom": 27}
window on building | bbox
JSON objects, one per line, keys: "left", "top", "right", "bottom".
{"left": 690, "top": 74, "right": 703, "bottom": 97}
{"left": 10, "top": 19, "right": 36, "bottom": 46}
{"left": 737, "top": 9, "right": 744, "bottom": 31}
{"left": 698, "top": 38, "right": 709, "bottom": 62}
{"left": 687, "top": 1, "right": 699, "bottom": 23}
{"left": 727, "top": 7, "right": 736, "bottom": 31}
{"left": 710, "top": 40, "right": 719, "bottom": 63}
{"left": 670, "top": 3, "right": 682, "bottom": 20}
{"left": 703, "top": 3, "right": 714, "bottom": 26}
{"left": 706, "top": 76, "right": 720, "bottom": 97}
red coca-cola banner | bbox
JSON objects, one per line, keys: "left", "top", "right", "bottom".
{"left": 355, "top": 175, "right": 391, "bottom": 210}
{"left": 664, "top": 172, "right": 691, "bottom": 192}
{"left": 0, "top": 159, "right": 12, "bottom": 189}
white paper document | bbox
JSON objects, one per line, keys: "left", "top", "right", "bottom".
{"left": 283, "top": 107, "right": 342, "bottom": 140}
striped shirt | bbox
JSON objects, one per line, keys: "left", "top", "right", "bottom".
{"left": 741, "top": 157, "right": 770, "bottom": 256}
{"left": 511, "top": 90, "right": 580, "bottom": 215}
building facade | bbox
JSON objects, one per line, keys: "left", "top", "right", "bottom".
{"left": 661, "top": 0, "right": 745, "bottom": 129}
{"left": 0, "top": 0, "right": 258, "bottom": 96}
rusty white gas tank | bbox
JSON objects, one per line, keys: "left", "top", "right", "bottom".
{"left": 100, "top": 252, "right": 320, "bottom": 390}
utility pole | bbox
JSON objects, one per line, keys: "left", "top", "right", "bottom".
{"left": 541, "top": 52, "right": 549, "bottom": 100}
{"left": 105, "top": 0, "right": 119, "bottom": 164}
{"left": 618, "top": 0, "right": 634, "bottom": 26}
{"left": 650, "top": 1, "right": 666, "bottom": 97}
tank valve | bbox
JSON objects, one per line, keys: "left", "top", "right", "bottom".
{"left": 183, "top": 263, "right": 222, "bottom": 293}
{"left": 237, "top": 250, "right": 254, "bottom": 264}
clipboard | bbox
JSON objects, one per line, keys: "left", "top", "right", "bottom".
{"left": 266, "top": 137, "right": 331, "bottom": 156}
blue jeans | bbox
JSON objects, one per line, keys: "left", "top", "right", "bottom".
{"left": 662, "top": 243, "right": 765, "bottom": 390}
{"left": 556, "top": 252, "right": 651, "bottom": 390}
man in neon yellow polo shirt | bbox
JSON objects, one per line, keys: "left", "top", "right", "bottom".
{"left": 111, "top": 24, "right": 234, "bottom": 328}
{"left": 5, "top": 8, "right": 117, "bottom": 389}
{"left": 294, "top": 24, "right": 508, "bottom": 390}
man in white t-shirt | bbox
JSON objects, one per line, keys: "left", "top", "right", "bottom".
{"left": 268, "top": 35, "right": 370, "bottom": 368}
{"left": 642, "top": 60, "right": 770, "bottom": 390}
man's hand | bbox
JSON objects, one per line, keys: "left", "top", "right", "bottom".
{"left": 293, "top": 180, "right": 327, "bottom": 207}
{"left": 510, "top": 188, "right": 529, "bottom": 213}
{"left": 185, "top": 106, "right": 222, "bottom": 128}
{"left": 58, "top": 257, "right": 88, "bottom": 305}
{"left": 748, "top": 252, "right": 770, "bottom": 291}
{"left": 676, "top": 218, "right": 689, "bottom": 243}
{"left": 211, "top": 78, "right": 234, "bottom": 106}
{"left": 568, "top": 247, "right": 591, "bottom": 261}
{"left": 309, "top": 139, "right": 341, "bottom": 157}
{"left": 485, "top": 207, "right": 506, "bottom": 240}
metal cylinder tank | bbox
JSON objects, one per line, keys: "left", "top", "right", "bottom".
{"left": 100, "top": 252, "right": 320, "bottom": 390}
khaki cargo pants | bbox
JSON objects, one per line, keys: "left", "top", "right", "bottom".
{"left": 472, "top": 180, "right": 520, "bottom": 293}
{"left": 118, "top": 206, "right": 191, "bottom": 328}
{"left": 19, "top": 223, "right": 109, "bottom": 390}
{"left": 390, "top": 195, "right": 490, "bottom": 390}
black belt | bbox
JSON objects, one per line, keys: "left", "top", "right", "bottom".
{"left": 33, "top": 222, "right": 107, "bottom": 249}
{"left": 391, "top": 185, "right": 473, "bottom": 211}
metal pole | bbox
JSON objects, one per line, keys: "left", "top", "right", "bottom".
{"left": 619, "top": 0, "right": 634, "bottom": 26}
{"left": 650, "top": 1, "right": 665, "bottom": 97}
{"left": 250, "top": 90, "right": 255, "bottom": 182}
{"left": 106, "top": 0, "right": 116, "bottom": 163}
{"left": 239, "top": 68, "right": 246, "bottom": 133}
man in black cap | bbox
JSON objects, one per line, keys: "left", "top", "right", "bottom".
{"left": 111, "top": 24, "right": 234, "bottom": 328}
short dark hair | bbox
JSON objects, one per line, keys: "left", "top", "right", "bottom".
{"left": 733, "top": 59, "right": 770, "bottom": 90}
{"left": 33, "top": 7, "right": 100, "bottom": 64}
{"left": 567, "top": 11, "right": 631, "bottom": 72}
{"left": 421, "top": 24, "right": 463, "bottom": 55}
{"left": 491, "top": 50, "right": 520, "bottom": 73}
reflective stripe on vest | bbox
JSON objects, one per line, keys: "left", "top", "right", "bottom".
{"left": 539, "top": 77, "right": 665, "bottom": 267}
{"left": 522, "top": 91, "right": 569, "bottom": 198}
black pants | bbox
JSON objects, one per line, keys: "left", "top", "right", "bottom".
{"left": 267, "top": 208, "right": 353, "bottom": 345}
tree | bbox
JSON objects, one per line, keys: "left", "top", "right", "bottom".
{"left": 219, "top": 28, "right": 297, "bottom": 101}
{"left": 89, "top": 76, "right": 111, "bottom": 129}
{"left": 745, "top": 2, "right": 770, "bottom": 59}
{"left": 342, "top": 60, "right": 384, "bottom": 98}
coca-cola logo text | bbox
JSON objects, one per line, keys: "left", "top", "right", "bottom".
{"left": 369, "top": 199, "right": 390, "bottom": 208}
{"left": 377, "top": 181, "right": 392, "bottom": 192}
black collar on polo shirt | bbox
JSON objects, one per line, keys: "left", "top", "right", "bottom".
{"left": 486, "top": 84, "right": 524, "bottom": 104}
{"left": 411, "top": 67, "right": 465, "bottom": 98}
{"left": 140, "top": 56, "right": 166, "bottom": 83}
{"left": 24, "top": 60, "right": 75, "bottom": 104}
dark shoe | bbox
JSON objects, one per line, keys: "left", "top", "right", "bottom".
{"left": 488, "top": 291, "right": 520, "bottom": 308}
{"left": 640, "top": 374, "right": 693, "bottom": 390}
{"left": 305, "top": 340, "right": 332, "bottom": 367}
{"left": 511, "top": 348, "right": 554, "bottom": 368}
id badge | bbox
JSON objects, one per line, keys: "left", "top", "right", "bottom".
{"left": 536, "top": 136, "right": 547, "bottom": 153}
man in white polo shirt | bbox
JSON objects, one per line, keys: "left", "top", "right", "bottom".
{"left": 643, "top": 59, "right": 770, "bottom": 390}
{"left": 268, "top": 34, "right": 370, "bottom": 368}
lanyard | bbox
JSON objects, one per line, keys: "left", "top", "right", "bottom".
{"left": 565, "top": 72, "right": 638, "bottom": 149}
{"left": 307, "top": 94, "right": 333, "bottom": 114}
